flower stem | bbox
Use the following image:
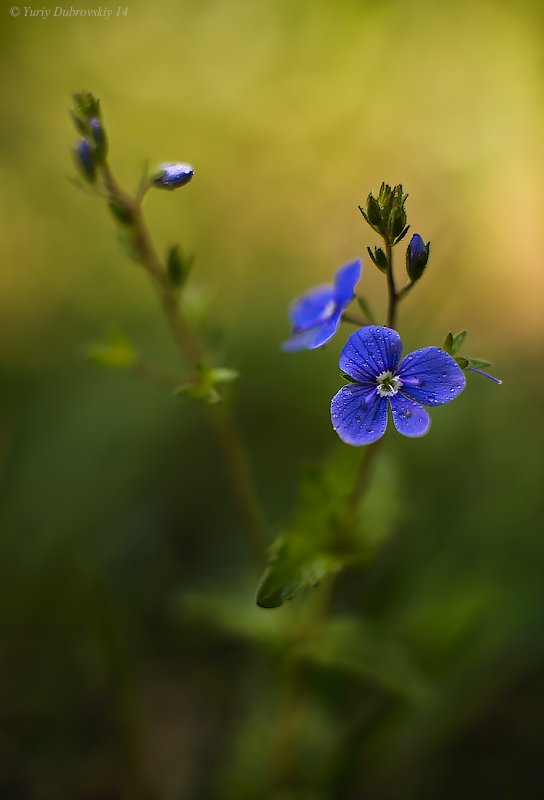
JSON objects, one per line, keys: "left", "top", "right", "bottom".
{"left": 396, "top": 279, "right": 416, "bottom": 302}
{"left": 341, "top": 311, "right": 369, "bottom": 328}
{"left": 385, "top": 242, "right": 398, "bottom": 329}
{"left": 97, "top": 162, "right": 269, "bottom": 558}
{"left": 337, "top": 440, "right": 383, "bottom": 552}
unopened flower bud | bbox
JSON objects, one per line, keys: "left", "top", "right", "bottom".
{"left": 152, "top": 162, "right": 194, "bottom": 190}
{"left": 89, "top": 117, "right": 107, "bottom": 161}
{"left": 406, "top": 233, "right": 430, "bottom": 281}
{"left": 74, "top": 138, "right": 95, "bottom": 181}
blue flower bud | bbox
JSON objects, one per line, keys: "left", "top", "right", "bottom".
{"left": 74, "top": 138, "right": 96, "bottom": 181}
{"left": 406, "top": 233, "right": 430, "bottom": 281}
{"left": 88, "top": 116, "right": 107, "bottom": 161}
{"left": 152, "top": 162, "right": 194, "bottom": 190}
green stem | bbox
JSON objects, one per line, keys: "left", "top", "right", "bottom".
{"left": 397, "top": 279, "right": 416, "bottom": 301}
{"left": 385, "top": 242, "right": 398, "bottom": 329}
{"left": 336, "top": 440, "right": 382, "bottom": 552}
{"left": 341, "top": 311, "right": 369, "bottom": 328}
{"left": 98, "top": 162, "right": 269, "bottom": 558}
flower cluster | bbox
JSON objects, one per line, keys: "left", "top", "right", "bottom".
{"left": 283, "top": 183, "right": 500, "bottom": 446}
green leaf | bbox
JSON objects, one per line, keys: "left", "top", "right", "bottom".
{"left": 174, "top": 382, "right": 222, "bottom": 405}
{"left": 166, "top": 244, "right": 194, "bottom": 287}
{"left": 207, "top": 367, "right": 239, "bottom": 385}
{"left": 174, "top": 363, "right": 238, "bottom": 405}
{"left": 443, "top": 333, "right": 454, "bottom": 355}
{"left": 366, "top": 246, "right": 388, "bottom": 274}
{"left": 256, "top": 449, "right": 400, "bottom": 608}
{"left": 87, "top": 332, "right": 137, "bottom": 370}
{"left": 295, "top": 616, "right": 427, "bottom": 696}
{"left": 466, "top": 357, "right": 491, "bottom": 369}
{"left": 108, "top": 200, "right": 134, "bottom": 226}
{"left": 357, "top": 295, "right": 376, "bottom": 322}
{"left": 393, "top": 223, "right": 410, "bottom": 245}
{"left": 256, "top": 537, "right": 344, "bottom": 609}
{"left": 452, "top": 330, "right": 468, "bottom": 354}
{"left": 455, "top": 357, "right": 469, "bottom": 369}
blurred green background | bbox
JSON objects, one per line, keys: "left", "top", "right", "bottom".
{"left": 1, "top": 0, "right": 544, "bottom": 797}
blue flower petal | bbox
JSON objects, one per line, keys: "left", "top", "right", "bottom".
{"left": 331, "top": 384, "right": 388, "bottom": 445}
{"left": 389, "top": 394, "right": 430, "bottom": 438}
{"left": 339, "top": 326, "right": 403, "bottom": 383}
{"left": 288, "top": 285, "right": 336, "bottom": 331}
{"left": 397, "top": 347, "right": 466, "bottom": 407}
{"left": 333, "top": 259, "right": 362, "bottom": 307}
{"left": 282, "top": 313, "right": 340, "bottom": 351}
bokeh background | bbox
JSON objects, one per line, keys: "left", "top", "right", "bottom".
{"left": 1, "top": 0, "right": 544, "bottom": 797}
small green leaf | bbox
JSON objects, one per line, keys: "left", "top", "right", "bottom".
{"left": 87, "top": 332, "right": 137, "bottom": 370}
{"left": 452, "top": 330, "right": 468, "bottom": 354}
{"left": 366, "top": 247, "right": 388, "bottom": 274}
{"left": 393, "top": 224, "right": 410, "bottom": 245}
{"left": 443, "top": 333, "right": 454, "bottom": 355}
{"left": 207, "top": 367, "right": 239, "bottom": 385}
{"left": 356, "top": 295, "right": 376, "bottom": 323}
{"left": 455, "top": 357, "right": 469, "bottom": 369}
{"left": 256, "top": 537, "right": 344, "bottom": 609}
{"left": 466, "top": 357, "right": 491, "bottom": 369}
{"left": 174, "top": 382, "right": 222, "bottom": 405}
{"left": 166, "top": 244, "right": 194, "bottom": 287}
{"left": 108, "top": 200, "right": 134, "bottom": 226}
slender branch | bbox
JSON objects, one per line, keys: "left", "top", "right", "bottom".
{"left": 397, "top": 280, "right": 416, "bottom": 302}
{"left": 97, "top": 162, "right": 269, "bottom": 558}
{"left": 132, "top": 359, "right": 186, "bottom": 388}
{"left": 341, "top": 311, "right": 369, "bottom": 328}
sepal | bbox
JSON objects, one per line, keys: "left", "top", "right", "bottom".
{"left": 366, "top": 246, "right": 388, "bottom": 273}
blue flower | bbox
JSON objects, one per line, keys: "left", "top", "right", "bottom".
{"left": 282, "top": 260, "right": 362, "bottom": 352}
{"left": 152, "top": 162, "right": 194, "bottom": 190}
{"left": 331, "top": 326, "right": 466, "bottom": 445}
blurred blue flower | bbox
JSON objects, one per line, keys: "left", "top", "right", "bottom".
{"left": 152, "top": 162, "right": 194, "bottom": 190}
{"left": 331, "top": 326, "right": 466, "bottom": 445}
{"left": 282, "top": 260, "right": 362, "bottom": 352}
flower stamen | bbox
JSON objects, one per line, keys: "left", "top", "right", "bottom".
{"left": 376, "top": 370, "right": 403, "bottom": 397}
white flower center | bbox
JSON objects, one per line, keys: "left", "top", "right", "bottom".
{"left": 319, "top": 299, "right": 336, "bottom": 321}
{"left": 376, "top": 370, "right": 402, "bottom": 397}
